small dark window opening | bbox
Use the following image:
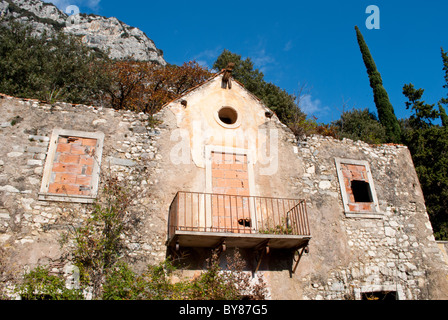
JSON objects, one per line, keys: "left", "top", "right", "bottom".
{"left": 351, "top": 180, "right": 373, "bottom": 203}
{"left": 361, "top": 291, "right": 397, "bottom": 301}
{"left": 218, "top": 107, "right": 238, "bottom": 125}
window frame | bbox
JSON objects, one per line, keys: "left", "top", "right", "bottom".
{"left": 38, "top": 128, "right": 105, "bottom": 203}
{"left": 214, "top": 106, "right": 241, "bottom": 129}
{"left": 334, "top": 158, "right": 382, "bottom": 219}
{"left": 354, "top": 284, "right": 403, "bottom": 300}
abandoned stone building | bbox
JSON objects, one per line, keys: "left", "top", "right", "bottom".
{"left": 0, "top": 71, "right": 448, "bottom": 300}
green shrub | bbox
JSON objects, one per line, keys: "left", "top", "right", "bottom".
{"left": 15, "top": 266, "right": 84, "bottom": 300}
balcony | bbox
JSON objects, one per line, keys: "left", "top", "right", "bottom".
{"left": 167, "top": 191, "right": 311, "bottom": 252}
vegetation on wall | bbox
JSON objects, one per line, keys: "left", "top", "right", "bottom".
{"left": 14, "top": 266, "right": 84, "bottom": 300}
{"left": 7, "top": 175, "right": 267, "bottom": 300}
{"left": 331, "top": 108, "right": 387, "bottom": 145}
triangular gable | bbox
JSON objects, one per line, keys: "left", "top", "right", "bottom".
{"left": 161, "top": 71, "right": 276, "bottom": 119}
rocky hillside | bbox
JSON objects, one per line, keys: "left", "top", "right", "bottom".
{"left": 0, "top": 0, "right": 166, "bottom": 65}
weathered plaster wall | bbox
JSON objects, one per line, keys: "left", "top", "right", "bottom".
{"left": 1, "top": 78, "right": 447, "bottom": 300}
{"left": 151, "top": 75, "right": 448, "bottom": 300}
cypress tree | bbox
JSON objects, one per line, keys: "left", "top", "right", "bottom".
{"left": 355, "top": 26, "right": 401, "bottom": 143}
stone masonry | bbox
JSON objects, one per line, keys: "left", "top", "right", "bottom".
{"left": 1, "top": 77, "right": 448, "bottom": 300}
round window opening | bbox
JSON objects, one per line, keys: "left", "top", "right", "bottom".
{"left": 218, "top": 107, "right": 238, "bottom": 125}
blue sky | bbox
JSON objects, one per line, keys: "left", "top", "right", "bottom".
{"left": 50, "top": 0, "right": 448, "bottom": 124}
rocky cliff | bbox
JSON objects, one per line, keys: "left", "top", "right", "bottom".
{"left": 0, "top": 0, "right": 166, "bottom": 65}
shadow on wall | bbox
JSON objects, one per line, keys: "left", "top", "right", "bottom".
{"left": 166, "top": 247, "right": 307, "bottom": 277}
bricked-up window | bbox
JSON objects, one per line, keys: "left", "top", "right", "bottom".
{"left": 335, "top": 158, "right": 381, "bottom": 217}
{"left": 39, "top": 129, "right": 105, "bottom": 203}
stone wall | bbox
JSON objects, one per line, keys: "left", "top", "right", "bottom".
{"left": 1, "top": 92, "right": 447, "bottom": 300}
{"left": 290, "top": 135, "right": 448, "bottom": 300}
{"left": 0, "top": 93, "right": 167, "bottom": 284}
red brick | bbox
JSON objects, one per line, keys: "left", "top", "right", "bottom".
{"left": 212, "top": 169, "right": 225, "bottom": 178}
{"left": 56, "top": 143, "right": 71, "bottom": 153}
{"left": 223, "top": 154, "right": 236, "bottom": 164}
{"left": 85, "top": 165, "right": 93, "bottom": 176}
{"left": 348, "top": 203, "right": 373, "bottom": 212}
{"left": 78, "top": 190, "right": 92, "bottom": 196}
{"left": 52, "top": 163, "right": 83, "bottom": 174}
{"left": 228, "top": 179, "right": 244, "bottom": 188}
{"left": 80, "top": 156, "right": 94, "bottom": 166}
{"left": 229, "top": 163, "right": 244, "bottom": 171}
{"left": 76, "top": 176, "right": 92, "bottom": 186}
{"left": 59, "top": 154, "right": 80, "bottom": 164}
{"left": 350, "top": 171, "right": 363, "bottom": 181}
{"left": 54, "top": 173, "right": 77, "bottom": 184}
{"left": 223, "top": 188, "right": 238, "bottom": 195}
{"left": 235, "top": 154, "right": 246, "bottom": 164}
{"left": 237, "top": 188, "right": 250, "bottom": 196}
{"left": 223, "top": 171, "right": 238, "bottom": 179}
{"left": 70, "top": 144, "right": 88, "bottom": 155}
{"left": 347, "top": 164, "right": 362, "bottom": 172}
{"left": 82, "top": 138, "right": 97, "bottom": 147}
{"left": 342, "top": 169, "right": 352, "bottom": 179}
{"left": 212, "top": 187, "right": 227, "bottom": 195}
{"left": 48, "top": 183, "right": 79, "bottom": 195}
{"left": 213, "top": 178, "right": 225, "bottom": 187}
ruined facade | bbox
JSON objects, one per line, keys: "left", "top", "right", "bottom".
{"left": 0, "top": 72, "right": 447, "bottom": 299}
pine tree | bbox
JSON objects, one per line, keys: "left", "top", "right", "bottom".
{"left": 355, "top": 26, "right": 401, "bottom": 143}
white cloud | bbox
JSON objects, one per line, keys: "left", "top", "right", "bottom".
{"left": 248, "top": 37, "right": 276, "bottom": 74}
{"left": 252, "top": 48, "right": 275, "bottom": 73}
{"left": 299, "top": 94, "right": 330, "bottom": 119}
{"left": 193, "top": 46, "right": 223, "bottom": 70}
{"left": 47, "top": 0, "right": 100, "bottom": 13}
{"left": 283, "top": 40, "right": 293, "bottom": 52}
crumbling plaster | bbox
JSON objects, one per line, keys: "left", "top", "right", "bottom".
{"left": 0, "top": 72, "right": 447, "bottom": 299}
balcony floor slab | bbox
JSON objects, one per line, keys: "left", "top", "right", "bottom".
{"left": 167, "top": 230, "right": 311, "bottom": 250}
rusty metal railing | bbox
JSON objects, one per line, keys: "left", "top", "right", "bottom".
{"left": 168, "top": 191, "right": 310, "bottom": 238}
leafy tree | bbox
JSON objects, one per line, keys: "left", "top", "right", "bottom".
{"left": 105, "top": 60, "right": 212, "bottom": 115}
{"left": 403, "top": 84, "right": 438, "bottom": 129}
{"left": 0, "top": 21, "right": 110, "bottom": 104}
{"left": 332, "top": 108, "right": 387, "bottom": 144}
{"left": 355, "top": 26, "right": 401, "bottom": 143}
{"left": 402, "top": 83, "right": 448, "bottom": 240}
{"left": 438, "top": 48, "right": 448, "bottom": 127}
{"left": 213, "top": 49, "right": 265, "bottom": 97}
